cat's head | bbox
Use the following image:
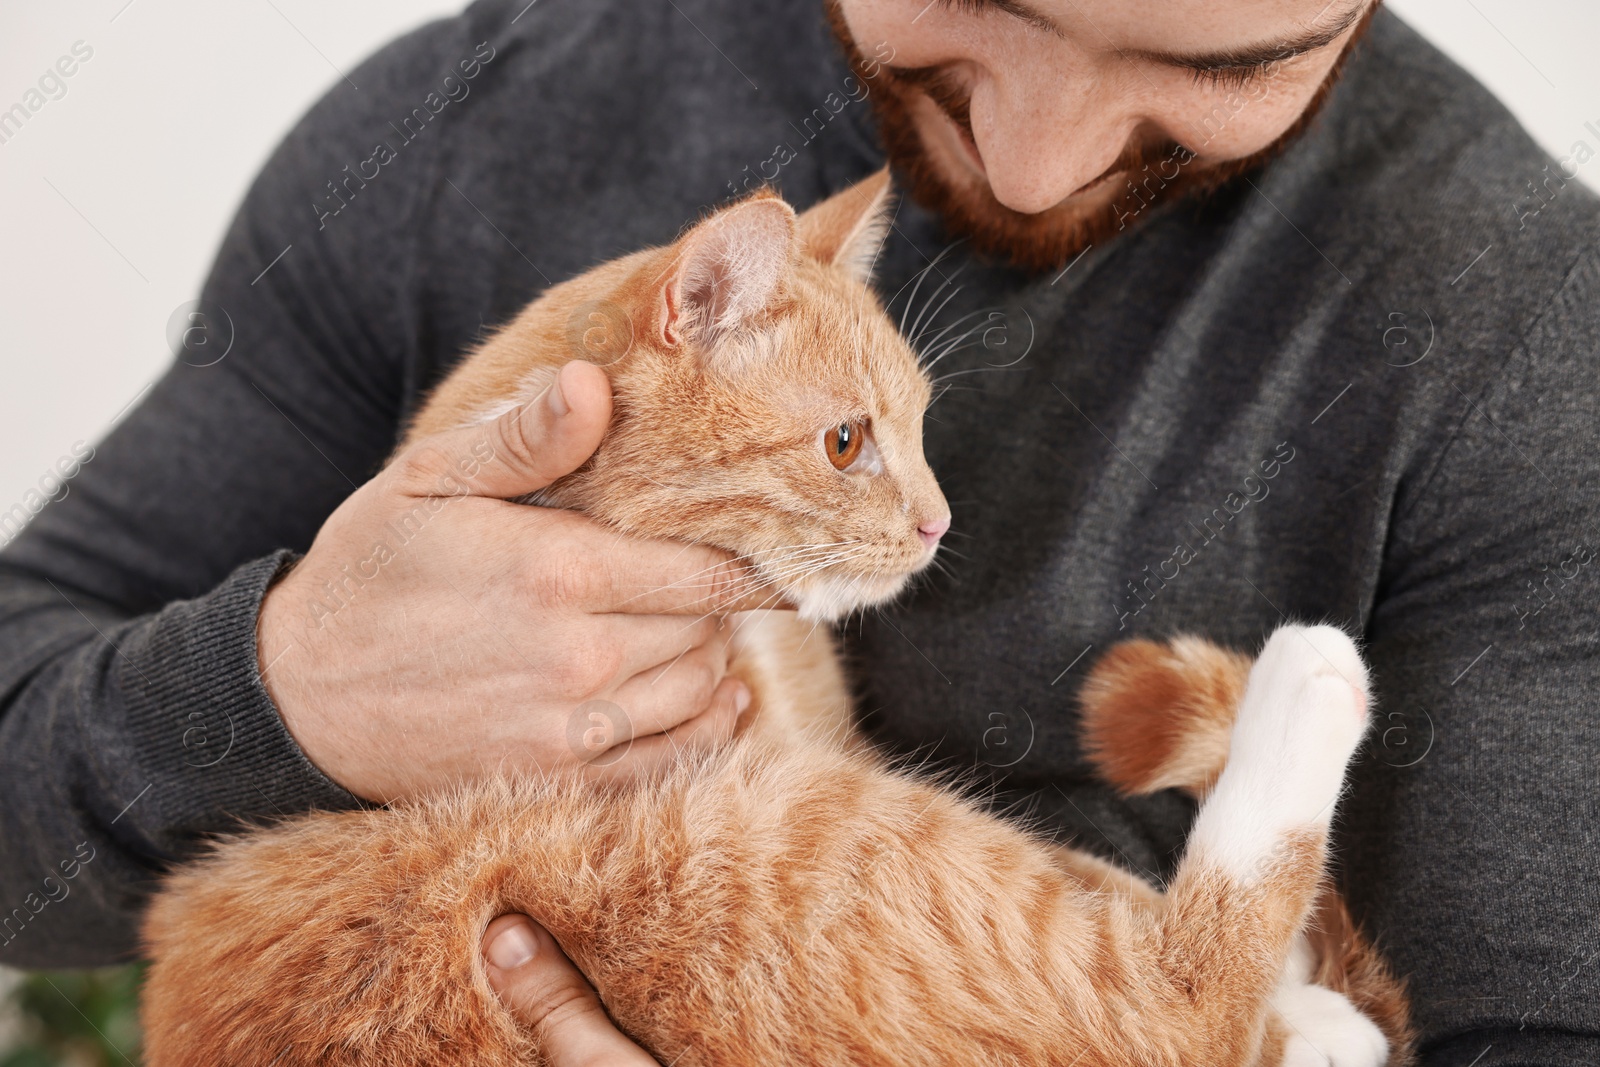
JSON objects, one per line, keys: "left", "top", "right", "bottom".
{"left": 543, "top": 170, "right": 949, "bottom": 621}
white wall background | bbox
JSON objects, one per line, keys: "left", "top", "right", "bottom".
{"left": 1, "top": 0, "right": 1597, "bottom": 515}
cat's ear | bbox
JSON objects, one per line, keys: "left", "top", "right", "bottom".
{"left": 659, "top": 194, "right": 797, "bottom": 348}
{"left": 797, "top": 167, "right": 894, "bottom": 284}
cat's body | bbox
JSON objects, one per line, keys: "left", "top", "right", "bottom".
{"left": 140, "top": 172, "right": 1412, "bottom": 1067}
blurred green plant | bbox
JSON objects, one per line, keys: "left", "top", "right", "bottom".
{"left": 0, "top": 965, "right": 144, "bottom": 1067}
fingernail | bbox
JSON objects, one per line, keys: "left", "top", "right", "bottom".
{"left": 734, "top": 683, "right": 752, "bottom": 715}
{"left": 487, "top": 920, "right": 540, "bottom": 970}
{"left": 546, "top": 367, "right": 570, "bottom": 417}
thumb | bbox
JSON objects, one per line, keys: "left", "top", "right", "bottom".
{"left": 482, "top": 915, "right": 659, "bottom": 1066}
{"left": 392, "top": 360, "right": 613, "bottom": 500}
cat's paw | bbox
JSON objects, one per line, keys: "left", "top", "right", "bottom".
{"left": 1226, "top": 624, "right": 1370, "bottom": 829}
{"left": 1273, "top": 980, "right": 1388, "bottom": 1067}
{"left": 1240, "top": 624, "right": 1369, "bottom": 727}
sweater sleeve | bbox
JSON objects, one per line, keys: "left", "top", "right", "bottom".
{"left": 0, "top": 11, "right": 489, "bottom": 967}
{"left": 1349, "top": 251, "right": 1600, "bottom": 1065}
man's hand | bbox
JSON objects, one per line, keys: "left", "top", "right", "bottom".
{"left": 257, "top": 361, "right": 760, "bottom": 803}
{"left": 483, "top": 914, "right": 659, "bottom": 1066}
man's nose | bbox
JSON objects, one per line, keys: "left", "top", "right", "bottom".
{"left": 970, "top": 79, "right": 1131, "bottom": 215}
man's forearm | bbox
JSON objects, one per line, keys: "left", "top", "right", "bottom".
{"left": 0, "top": 553, "right": 360, "bottom": 967}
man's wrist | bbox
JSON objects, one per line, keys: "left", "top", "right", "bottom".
{"left": 115, "top": 550, "right": 364, "bottom": 857}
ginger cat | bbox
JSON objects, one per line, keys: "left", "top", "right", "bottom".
{"left": 140, "top": 170, "right": 1412, "bottom": 1067}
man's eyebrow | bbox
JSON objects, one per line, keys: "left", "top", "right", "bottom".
{"left": 1128, "top": 1, "right": 1371, "bottom": 71}
{"left": 930, "top": 0, "right": 1067, "bottom": 37}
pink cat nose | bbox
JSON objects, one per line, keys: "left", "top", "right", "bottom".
{"left": 918, "top": 516, "right": 951, "bottom": 549}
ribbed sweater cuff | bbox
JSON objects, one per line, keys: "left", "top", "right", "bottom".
{"left": 119, "top": 550, "right": 363, "bottom": 849}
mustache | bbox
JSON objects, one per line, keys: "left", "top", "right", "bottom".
{"left": 886, "top": 63, "right": 1189, "bottom": 198}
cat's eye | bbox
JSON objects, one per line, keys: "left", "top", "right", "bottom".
{"left": 824, "top": 421, "right": 866, "bottom": 471}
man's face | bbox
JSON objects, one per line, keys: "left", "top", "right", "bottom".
{"left": 830, "top": 0, "right": 1377, "bottom": 270}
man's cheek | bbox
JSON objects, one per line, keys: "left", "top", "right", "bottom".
{"left": 1183, "top": 88, "right": 1316, "bottom": 160}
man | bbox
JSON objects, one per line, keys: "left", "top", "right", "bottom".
{"left": 1, "top": 0, "right": 1595, "bottom": 1063}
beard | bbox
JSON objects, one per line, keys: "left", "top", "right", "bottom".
{"left": 823, "top": 0, "right": 1376, "bottom": 273}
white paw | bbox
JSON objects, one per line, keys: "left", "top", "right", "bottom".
{"left": 1229, "top": 624, "right": 1369, "bottom": 825}
{"left": 1188, "top": 625, "right": 1370, "bottom": 880}
{"left": 1273, "top": 980, "right": 1388, "bottom": 1067}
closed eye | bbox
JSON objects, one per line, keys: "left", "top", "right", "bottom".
{"left": 1151, "top": 0, "right": 1370, "bottom": 85}
{"left": 1187, "top": 62, "right": 1275, "bottom": 90}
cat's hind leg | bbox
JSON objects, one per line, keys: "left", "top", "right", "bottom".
{"left": 1184, "top": 625, "right": 1368, "bottom": 880}
{"left": 1081, "top": 630, "right": 1414, "bottom": 1065}
{"left": 1117, "top": 625, "right": 1378, "bottom": 1067}
{"left": 1271, "top": 938, "right": 1389, "bottom": 1067}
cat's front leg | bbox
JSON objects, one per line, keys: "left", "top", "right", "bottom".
{"left": 725, "top": 609, "right": 861, "bottom": 750}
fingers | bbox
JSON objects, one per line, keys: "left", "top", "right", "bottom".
{"left": 553, "top": 526, "right": 790, "bottom": 616}
{"left": 605, "top": 634, "right": 731, "bottom": 739}
{"left": 483, "top": 915, "right": 659, "bottom": 1066}
{"left": 588, "top": 677, "right": 749, "bottom": 780}
{"left": 391, "top": 361, "right": 614, "bottom": 501}
{"left": 537, "top": 620, "right": 742, "bottom": 776}
{"left": 592, "top": 612, "right": 719, "bottom": 684}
